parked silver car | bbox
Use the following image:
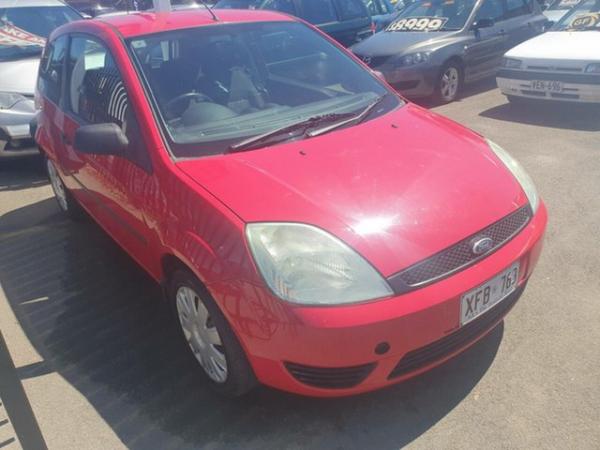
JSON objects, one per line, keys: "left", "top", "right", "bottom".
{"left": 0, "top": 0, "right": 80, "bottom": 159}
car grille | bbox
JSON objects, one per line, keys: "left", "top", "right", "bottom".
{"left": 388, "top": 283, "right": 525, "bottom": 379}
{"left": 387, "top": 206, "right": 531, "bottom": 294}
{"left": 497, "top": 69, "right": 600, "bottom": 85}
{"left": 356, "top": 54, "right": 390, "bottom": 68}
{"left": 284, "top": 361, "right": 377, "bottom": 389}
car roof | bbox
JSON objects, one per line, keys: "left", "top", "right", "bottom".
{"left": 0, "top": 0, "right": 66, "bottom": 7}
{"left": 92, "top": 9, "right": 296, "bottom": 38}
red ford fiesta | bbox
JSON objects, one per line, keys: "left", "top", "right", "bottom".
{"left": 34, "top": 7, "right": 547, "bottom": 397}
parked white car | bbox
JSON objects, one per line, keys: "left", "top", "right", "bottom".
{"left": 0, "top": 0, "right": 80, "bottom": 159}
{"left": 497, "top": 0, "right": 600, "bottom": 103}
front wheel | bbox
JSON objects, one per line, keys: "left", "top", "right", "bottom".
{"left": 169, "top": 270, "right": 257, "bottom": 397}
{"left": 434, "top": 62, "right": 462, "bottom": 104}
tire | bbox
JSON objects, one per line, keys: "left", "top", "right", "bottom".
{"left": 434, "top": 61, "right": 463, "bottom": 104}
{"left": 168, "top": 270, "right": 257, "bottom": 397}
{"left": 45, "top": 157, "right": 86, "bottom": 221}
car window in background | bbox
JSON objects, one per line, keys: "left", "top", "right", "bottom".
{"left": 335, "top": 0, "right": 369, "bottom": 20}
{"left": 553, "top": 0, "right": 600, "bottom": 29}
{"left": 128, "top": 22, "right": 397, "bottom": 157}
{"left": 392, "top": 0, "right": 477, "bottom": 30}
{"left": 302, "top": 0, "right": 338, "bottom": 23}
{"left": 38, "top": 35, "right": 68, "bottom": 104}
{"left": 365, "top": 0, "right": 385, "bottom": 14}
{"left": 504, "top": 0, "right": 531, "bottom": 18}
{"left": 475, "top": 0, "right": 505, "bottom": 21}
{"left": 261, "top": 0, "right": 297, "bottom": 15}
{"left": 0, "top": 6, "right": 80, "bottom": 61}
{"left": 215, "top": 0, "right": 262, "bottom": 8}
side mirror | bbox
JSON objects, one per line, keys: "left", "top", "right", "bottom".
{"left": 74, "top": 123, "right": 128, "bottom": 156}
{"left": 473, "top": 17, "right": 495, "bottom": 29}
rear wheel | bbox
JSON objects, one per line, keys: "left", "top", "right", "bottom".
{"left": 169, "top": 270, "right": 257, "bottom": 397}
{"left": 46, "top": 157, "right": 86, "bottom": 220}
{"left": 434, "top": 61, "right": 462, "bottom": 104}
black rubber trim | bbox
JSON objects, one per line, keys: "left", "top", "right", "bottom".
{"left": 497, "top": 69, "right": 600, "bottom": 85}
{"left": 388, "top": 283, "right": 525, "bottom": 379}
{"left": 284, "top": 361, "right": 377, "bottom": 389}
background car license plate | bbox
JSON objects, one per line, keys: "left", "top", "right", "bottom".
{"left": 460, "top": 262, "right": 520, "bottom": 326}
{"left": 531, "top": 80, "right": 563, "bottom": 92}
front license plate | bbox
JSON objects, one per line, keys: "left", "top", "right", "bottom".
{"left": 531, "top": 80, "right": 563, "bottom": 92}
{"left": 460, "top": 262, "right": 520, "bottom": 326}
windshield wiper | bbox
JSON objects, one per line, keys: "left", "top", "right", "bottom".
{"left": 227, "top": 111, "right": 358, "bottom": 153}
{"left": 306, "top": 94, "right": 388, "bottom": 138}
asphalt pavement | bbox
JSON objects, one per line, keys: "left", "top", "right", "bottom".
{"left": 0, "top": 81, "right": 599, "bottom": 450}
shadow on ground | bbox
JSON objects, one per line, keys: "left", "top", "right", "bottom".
{"left": 479, "top": 99, "right": 600, "bottom": 132}
{"left": 0, "top": 197, "right": 505, "bottom": 449}
{"left": 0, "top": 155, "right": 47, "bottom": 192}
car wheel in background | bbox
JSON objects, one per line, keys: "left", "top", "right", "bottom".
{"left": 45, "top": 157, "right": 86, "bottom": 220}
{"left": 169, "top": 270, "right": 257, "bottom": 397}
{"left": 435, "top": 61, "right": 463, "bottom": 104}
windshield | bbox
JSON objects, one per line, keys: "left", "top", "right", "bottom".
{"left": 0, "top": 6, "right": 80, "bottom": 61}
{"left": 554, "top": 0, "right": 600, "bottom": 29}
{"left": 547, "top": 0, "right": 581, "bottom": 10}
{"left": 388, "top": 0, "right": 477, "bottom": 31}
{"left": 129, "top": 22, "right": 399, "bottom": 158}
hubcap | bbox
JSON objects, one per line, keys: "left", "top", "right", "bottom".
{"left": 440, "top": 67, "right": 459, "bottom": 101}
{"left": 176, "top": 286, "right": 228, "bottom": 383}
{"left": 47, "top": 159, "right": 68, "bottom": 212}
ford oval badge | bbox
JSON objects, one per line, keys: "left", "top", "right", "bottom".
{"left": 471, "top": 237, "right": 494, "bottom": 255}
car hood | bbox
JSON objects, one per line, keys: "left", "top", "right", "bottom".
{"left": 506, "top": 31, "right": 600, "bottom": 61}
{"left": 0, "top": 58, "right": 40, "bottom": 95}
{"left": 177, "top": 104, "right": 527, "bottom": 276}
{"left": 351, "top": 31, "right": 455, "bottom": 57}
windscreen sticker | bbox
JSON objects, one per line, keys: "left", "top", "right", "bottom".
{"left": 0, "top": 23, "right": 46, "bottom": 47}
{"left": 386, "top": 17, "right": 449, "bottom": 32}
{"left": 568, "top": 12, "right": 600, "bottom": 29}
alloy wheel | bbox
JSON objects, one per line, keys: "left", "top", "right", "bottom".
{"left": 440, "top": 66, "right": 460, "bottom": 102}
{"left": 176, "top": 286, "right": 228, "bottom": 383}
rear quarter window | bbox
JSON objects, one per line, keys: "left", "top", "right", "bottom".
{"left": 38, "top": 35, "right": 68, "bottom": 105}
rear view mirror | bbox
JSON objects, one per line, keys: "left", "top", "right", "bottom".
{"left": 74, "top": 123, "right": 128, "bottom": 156}
{"left": 473, "top": 18, "right": 495, "bottom": 29}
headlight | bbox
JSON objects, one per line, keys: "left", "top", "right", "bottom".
{"left": 584, "top": 63, "right": 600, "bottom": 74}
{"left": 246, "top": 223, "right": 393, "bottom": 305}
{"left": 487, "top": 139, "right": 539, "bottom": 213}
{"left": 502, "top": 58, "right": 522, "bottom": 69}
{"left": 391, "top": 51, "right": 430, "bottom": 67}
{"left": 0, "top": 92, "right": 28, "bottom": 110}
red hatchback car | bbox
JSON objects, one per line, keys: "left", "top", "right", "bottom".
{"left": 34, "top": 8, "right": 547, "bottom": 397}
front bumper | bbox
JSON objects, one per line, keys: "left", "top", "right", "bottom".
{"left": 375, "top": 64, "right": 438, "bottom": 98}
{"left": 242, "top": 203, "right": 547, "bottom": 397}
{"left": 0, "top": 99, "right": 38, "bottom": 158}
{"left": 497, "top": 69, "right": 600, "bottom": 103}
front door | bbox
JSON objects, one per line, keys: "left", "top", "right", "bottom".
{"left": 61, "top": 34, "right": 156, "bottom": 271}
{"left": 463, "top": 0, "right": 508, "bottom": 81}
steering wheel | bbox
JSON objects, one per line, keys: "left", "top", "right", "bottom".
{"left": 165, "top": 92, "right": 214, "bottom": 116}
